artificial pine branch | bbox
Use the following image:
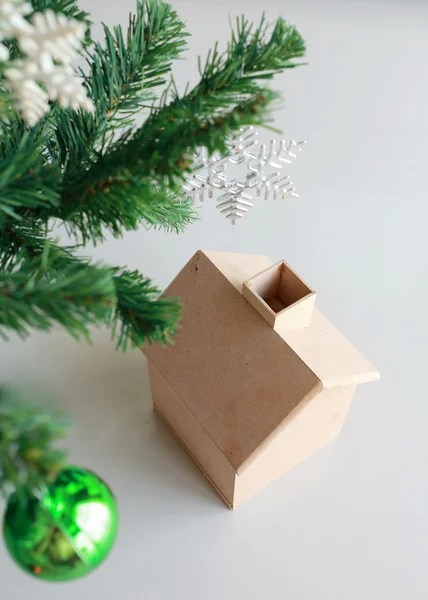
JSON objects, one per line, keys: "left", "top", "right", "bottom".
{"left": 0, "top": 134, "right": 61, "bottom": 223}
{"left": 57, "top": 174, "right": 196, "bottom": 243}
{"left": 0, "top": 0, "right": 306, "bottom": 346}
{"left": 83, "top": 0, "right": 188, "bottom": 120}
{"left": 48, "top": 0, "right": 187, "bottom": 172}
{"left": 0, "top": 386, "right": 70, "bottom": 497}
{"left": 134, "top": 15, "right": 305, "bottom": 181}
{"left": 0, "top": 225, "right": 48, "bottom": 269}
{"left": 62, "top": 13, "right": 305, "bottom": 222}
{"left": 0, "top": 240, "right": 183, "bottom": 348}
{"left": 0, "top": 244, "right": 115, "bottom": 341}
{"left": 110, "top": 268, "right": 181, "bottom": 350}
{"left": 119, "top": 89, "right": 279, "bottom": 188}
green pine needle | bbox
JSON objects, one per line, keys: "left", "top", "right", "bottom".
{"left": 0, "top": 244, "right": 116, "bottom": 342}
{"left": 0, "top": 134, "right": 61, "bottom": 224}
{"left": 57, "top": 175, "right": 197, "bottom": 243}
{"left": 0, "top": 386, "right": 70, "bottom": 496}
{"left": 73, "top": 13, "right": 305, "bottom": 198}
{"left": 110, "top": 268, "right": 182, "bottom": 350}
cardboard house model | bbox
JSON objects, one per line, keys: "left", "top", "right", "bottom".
{"left": 143, "top": 251, "right": 379, "bottom": 508}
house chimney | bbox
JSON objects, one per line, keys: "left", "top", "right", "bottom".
{"left": 242, "top": 260, "right": 316, "bottom": 330}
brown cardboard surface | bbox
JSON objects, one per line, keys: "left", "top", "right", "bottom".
{"left": 149, "top": 356, "right": 356, "bottom": 509}
{"left": 278, "top": 309, "right": 380, "bottom": 387}
{"left": 206, "top": 252, "right": 379, "bottom": 388}
{"left": 203, "top": 251, "right": 272, "bottom": 292}
{"left": 233, "top": 385, "right": 356, "bottom": 507}
{"left": 149, "top": 361, "right": 235, "bottom": 507}
{"left": 144, "top": 251, "right": 321, "bottom": 471}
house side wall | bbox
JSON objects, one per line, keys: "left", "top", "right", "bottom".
{"left": 147, "top": 361, "right": 236, "bottom": 508}
{"left": 233, "top": 385, "right": 356, "bottom": 508}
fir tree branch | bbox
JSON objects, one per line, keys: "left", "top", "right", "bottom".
{"left": 66, "top": 14, "right": 305, "bottom": 202}
{"left": 0, "top": 240, "right": 182, "bottom": 348}
{"left": 47, "top": 0, "right": 188, "bottom": 170}
{"left": 0, "top": 244, "right": 116, "bottom": 342}
{"left": 0, "top": 224, "right": 48, "bottom": 270}
{"left": 130, "top": 14, "right": 305, "bottom": 183}
{"left": 199, "top": 15, "right": 305, "bottom": 85}
{"left": 44, "top": 107, "right": 100, "bottom": 172}
{"left": 117, "top": 89, "right": 279, "bottom": 188}
{"left": 0, "top": 115, "right": 28, "bottom": 158}
{"left": 83, "top": 0, "right": 188, "bottom": 120}
{"left": 57, "top": 174, "right": 196, "bottom": 243}
{"left": 0, "top": 134, "right": 61, "bottom": 224}
{"left": 110, "top": 268, "right": 181, "bottom": 350}
{"left": 0, "top": 387, "right": 70, "bottom": 496}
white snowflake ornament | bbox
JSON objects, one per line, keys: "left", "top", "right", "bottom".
{"left": 4, "top": 61, "right": 49, "bottom": 125}
{"left": 0, "top": 0, "right": 33, "bottom": 37}
{"left": 0, "top": 0, "right": 32, "bottom": 59}
{"left": 19, "top": 9, "right": 86, "bottom": 70}
{"left": 0, "top": 3, "right": 94, "bottom": 125}
{"left": 184, "top": 127, "right": 305, "bottom": 224}
{"left": 0, "top": 42, "right": 9, "bottom": 61}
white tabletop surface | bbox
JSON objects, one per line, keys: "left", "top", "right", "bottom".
{"left": 1, "top": 0, "right": 427, "bottom": 598}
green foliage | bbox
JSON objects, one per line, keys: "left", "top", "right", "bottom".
{"left": 56, "top": 172, "right": 196, "bottom": 243}
{"left": 48, "top": 1, "right": 188, "bottom": 173}
{"left": 0, "top": 0, "right": 306, "bottom": 342}
{"left": 110, "top": 268, "right": 182, "bottom": 350}
{"left": 74, "top": 14, "right": 305, "bottom": 208}
{"left": 0, "top": 241, "right": 182, "bottom": 348}
{"left": 0, "top": 387, "right": 70, "bottom": 496}
{"left": 83, "top": 0, "right": 188, "bottom": 123}
{"left": 0, "top": 134, "right": 61, "bottom": 223}
{"left": 0, "top": 244, "right": 115, "bottom": 342}
{"left": 0, "top": 0, "right": 307, "bottom": 341}
{"left": 0, "top": 0, "right": 306, "bottom": 493}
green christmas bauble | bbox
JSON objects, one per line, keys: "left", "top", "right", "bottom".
{"left": 3, "top": 466, "right": 118, "bottom": 582}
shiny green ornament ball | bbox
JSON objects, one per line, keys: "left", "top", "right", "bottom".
{"left": 3, "top": 466, "right": 118, "bottom": 582}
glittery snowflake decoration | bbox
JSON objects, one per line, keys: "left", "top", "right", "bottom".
{"left": 184, "top": 127, "right": 305, "bottom": 224}
{"left": 0, "top": 1, "right": 94, "bottom": 125}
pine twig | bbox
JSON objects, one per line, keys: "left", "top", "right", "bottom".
{"left": 56, "top": 174, "right": 197, "bottom": 244}
{"left": 110, "top": 268, "right": 181, "bottom": 350}
{"left": 0, "top": 240, "right": 183, "bottom": 349}
{"left": 0, "top": 133, "right": 61, "bottom": 223}
{"left": 66, "top": 13, "right": 305, "bottom": 210}
{"left": 0, "top": 243, "right": 116, "bottom": 342}
{"left": 47, "top": 0, "right": 188, "bottom": 171}
{"left": 0, "top": 386, "right": 70, "bottom": 497}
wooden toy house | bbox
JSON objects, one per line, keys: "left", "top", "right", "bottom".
{"left": 143, "top": 251, "right": 379, "bottom": 508}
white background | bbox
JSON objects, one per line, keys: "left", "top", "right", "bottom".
{"left": 1, "top": 0, "right": 428, "bottom": 598}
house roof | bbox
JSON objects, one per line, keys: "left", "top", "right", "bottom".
{"left": 205, "top": 251, "right": 380, "bottom": 389}
{"left": 144, "top": 250, "right": 379, "bottom": 472}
